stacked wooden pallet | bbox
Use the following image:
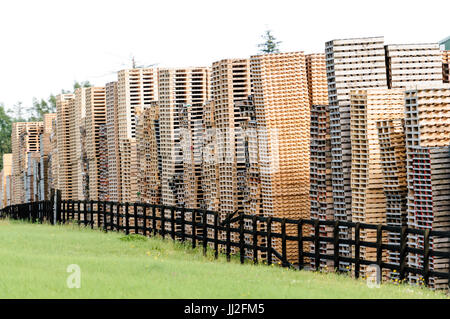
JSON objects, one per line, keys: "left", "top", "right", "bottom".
{"left": 11, "top": 122, "right": 44, "bottom": 204}
{"left": 350, "top": 88, "right": 405, "bottom": 264}
{"left": 211, "top": 59, "right": 251, "bottom": 249}
{"left": 120, "top": 138, "right": 138, "bottom": 203}
{"left": 377, "top": 118, "right": 407, "bottom": 279}
{"left": 48, "top": 118, "right": 58, "bottom": 193}
{"left": 117, "top": 68, "right": 158, "bottom": 204}
{"left": 385, "top": 43, "right": 443, "bottom": 89}
{"left": 39, "top": 113, "right": 56, "bottom": 201}
{"left": 310, "top": 104, "right": 334, "bottom": 267}
{"left": 85, "top": 87, "right": 107, "bottom": 201}
{"left": 72, "top": 88, "right": 87, "bottom": 201}
{"left": 201, "top": 100, "right": 220, "bottom": 212}
{"left": 306, "top": 53, "right": 329, "bottom": 107}
{"left": 136, "top": 102, "right": 161, "bottom": 204}
{"left": 250, "top": 52, "right": 310, "bottom": 262}
{"left": 404, "top": 84, "right": 450, "bottom": 289}
{"left": 56, "top": 94, "right": 75, "bottom": 200}
{"left": 326, "top": 37, "right": 388, "bottom": 266}
{"left": 105, "top": 81, "right": 121, "bottom": 202}
{"left": 98, "top": 124, "right": 109, "bottom": 201}
{"left": 0, "top": 154, "right": 12, "bottom": 208}
{"left": 158, "top": 67, "right": 210, "bottom": 209}
{"left": 26, "top": 152, "right": 40, "bottom": 202}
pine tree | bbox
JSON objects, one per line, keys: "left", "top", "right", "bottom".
{"left": 258, "top": 30, "right": 281, "bottom": 54}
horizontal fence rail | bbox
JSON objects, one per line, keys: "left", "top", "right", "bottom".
{"left": 1, "top": 192, "right": 450, "bottom": 292}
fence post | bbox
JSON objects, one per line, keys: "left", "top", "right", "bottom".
{"left": 83, "top": 200, "right": 87, "bottom": 226}
{"left": 125, "top": 202, "right": 130, "bottom": 235}
{"left": 90, "top": 200, "right": 94, "bottom": 229}
{"left": 116, "top": 203, "right": 120, "bottom": 231}
{"left": 134, "top": 203, "right": 139, "bottom": 234}
{"left": 161, "top": 207, "right": 165, "bottom": 239}
{"left": 142, "top": 204, "right": 147, "bottom": 237}
{"left": 333, "top": 220, "right": 340, "bottom": 271}
{"left": 355, "top": 222, "right": 361, "bottom": 279}
{"left": 239, "top": 213, "right": 245, "bottom": 265}
{"left": 226, "top": 214, "right": 231, "bottom": 262}
{"left": 214, "top": 212, "right": 219, "bottom": 259}
{"left": 252, "top": 215, "right": 258, "bottom": 264}
{"left": 298, "top": 220, "right": 303, "bottom": 270}
{"left": 399, "top": 226, "right": 407, "bottom": 282}
{"left": 203, "top": 211, "right": 208, "bottom": 257}
{"left": 281, "top": 218, "right": 287, "bottom": 267}
{"left": 152, "top": 206, "right": 157, "bottom": 236}
{"left": 423, "top": 228, "right": 430, "bottom": 286}
{"left": 77, "top": 201, "right": 80, "bottom": 225}
{"left": 180, "top": 208, "right": 186, "bottom": 242}
{"left": 56, "top": 190, "right": 61, "bottom": 225}
{"left": 171, "top": 207, "right": 176, "bottom": 240}
{"left": 103, "top": 201, "right": 107, "bottom": 233}
{"left": 110, "top": 202, "right": 114, "bottom": 231}
{"left": 314, "top": 219, "right": 320, "bottom": 271}
{"left": 267, "top": 217, "right": 272, "bottom": 266}
{"left": 376, "top": 224, "right": 383, "bottom": 273}
{"left": 192, "top": 210, "right": 197, "bottom": 249}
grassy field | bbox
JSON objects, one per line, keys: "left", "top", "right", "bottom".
{"left": 0, "top": 219, "right": 447, "bottom": 299}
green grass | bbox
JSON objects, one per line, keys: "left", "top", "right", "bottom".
{"left": 0, "top": 219, "right": 447, "bottom": 299}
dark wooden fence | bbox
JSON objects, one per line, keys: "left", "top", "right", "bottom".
{"left": 1, "top": 192, "right": 450, "bottom": 291}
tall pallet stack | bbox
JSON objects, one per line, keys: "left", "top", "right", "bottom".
{"left": 235, "top": 95, "right": 262, "bottom": 217}
{"left": 404, "top": 84, "right": 450, "bottom": 289}
{"left": 306, "top": 53, "right": 332, "bottom": 267}
{"left": 211, "top": 59, "right": 251, "bottom": 223}
{"left": 443, "top": 51, "right": 450, "bottom": 83}
{"left": 325, "top": 37, "right": 388, "bottom": 265}
{"left": 11, "top": 122, "right": 44, "bottom": 204}
{"left": 377, "top": 118, "right": 407, "bottom": 279}
{"left": 85, "top": 87, "right": 107, "bottom": 201}
{"left": 310, "top": 104, "right": 333, "bottom": 266}
{"left": 0, "top": 154, "right": 12, "bottom": 208}
{"left": 201, "top": 100, "right": 220, "bottom": 212}
{"left": 26, "top": 152, "right": 40, "bottom": 203}
{"left": 136, "top": 102, "right": 161, "bottom": 204}
{"left": 56, "top": 94, "right": 75, "bottom": 200}
{"left": 250, "top": 52, "right": 310, "bottom": 262}
{"left": 158, "top": 67, "right": 210, "bottom": 208}
{"left": 117, "top": 68, "right": 158, "bottom": 203}
{"left": 48, "top": 117, "right": 58, "bottom": 193}
{"left": 98, "top": 124, "right": 109, "bottom": 201}
{"left": 72, "top": 88, "right": 87, "bottom": 201}
{"left": 106, "top": 82, "right": 121, "bottom": 202}
{"left": 38, "top": 113, "right": 56, "bottom": 201}
{"left": 350, "top": 88, "right": 405, "bottom": 266}
{"left": 385, "top": 43, "right": 443, "bottom": 89}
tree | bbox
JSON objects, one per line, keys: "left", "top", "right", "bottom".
{"left": 258, "top": 30, "right": 282, "bottom": 54}
{"left": 0, "top": 104, "right": 13, "bottom": 170}
{"left": 11, "top": 101, "right": 27, "bottom": 122}
{"left": 73, "top": 81, "right": 92, "bottom": 89}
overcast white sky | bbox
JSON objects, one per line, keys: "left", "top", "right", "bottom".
{"left": 0, "top": 0, "right": 449, "bottom": 114}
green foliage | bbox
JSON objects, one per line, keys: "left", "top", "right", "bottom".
{"left": 0, "top": 104, "right": 12, "bottom": 170}
{"left": 258, "top": 30, "right": 282, "bottom": 54}
{"left": 73, "top": 81, "right": 92, "bottom": 89}
{"left": 119, "top": 233, "right": 148, "bottom": 242}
